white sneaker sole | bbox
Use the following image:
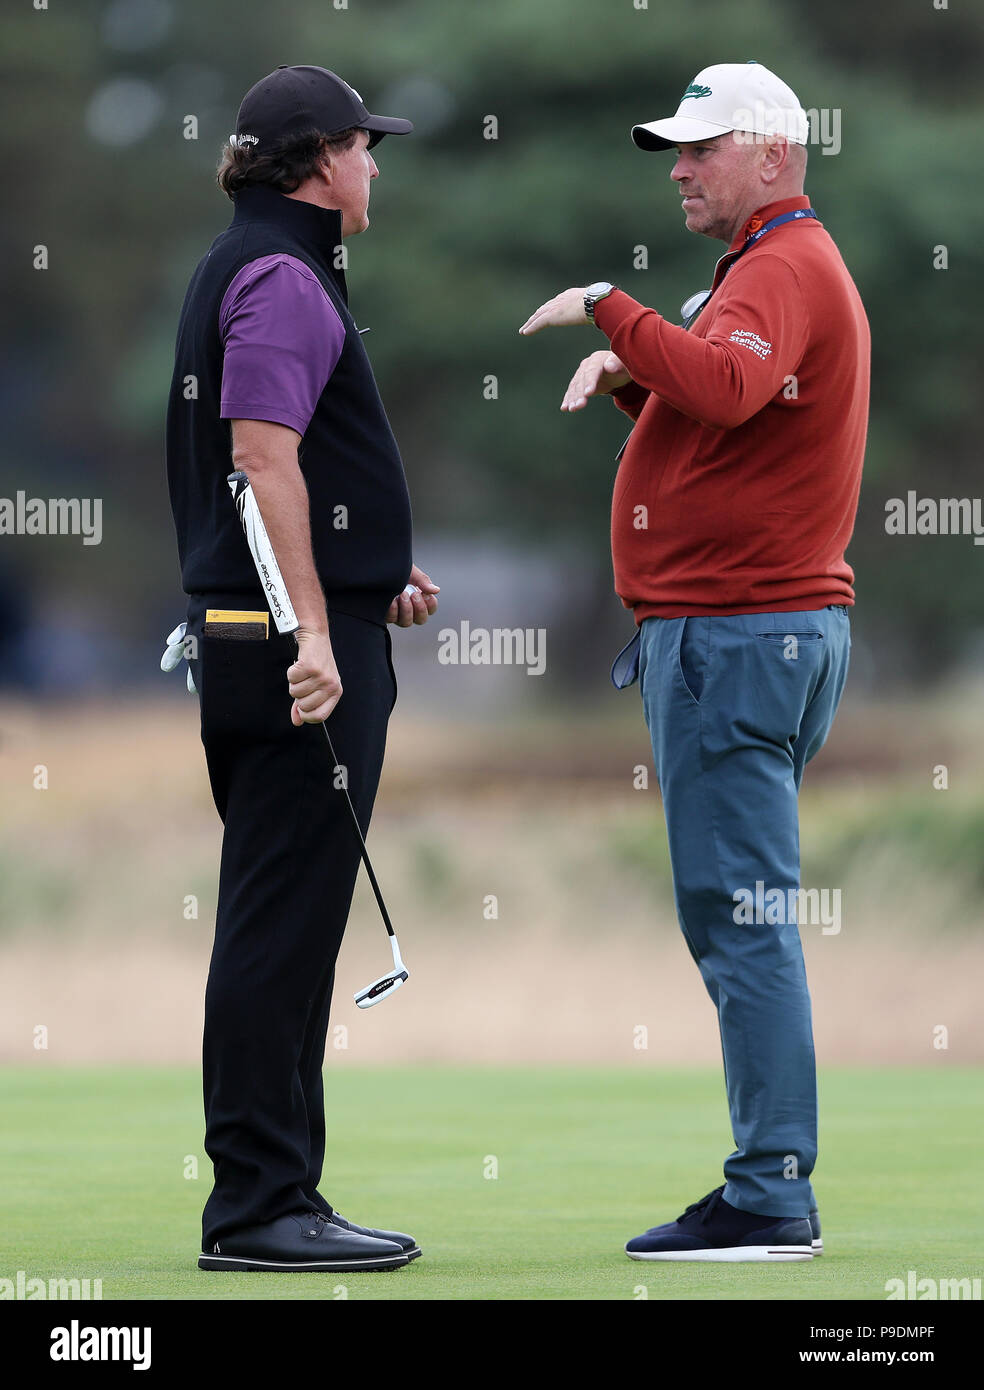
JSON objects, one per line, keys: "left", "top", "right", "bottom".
{"left": 626, "top": 1244, "right": 814, "bottom": 1263}
{"left": 812, "top": 1238, "right": 823, "bottom": 1255}
{"left": 198, "top": 1251, "right": 409, "bottom": 1272}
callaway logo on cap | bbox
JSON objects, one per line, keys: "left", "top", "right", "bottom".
{"left": 632, "top": 61, "right": 808, "bottom": 151}
{"left": 234, "top": 64, "right": 413, "bottom": 151}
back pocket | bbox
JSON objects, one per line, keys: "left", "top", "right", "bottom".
{"left": 755, "top": 630, "right": 823, "bottom": 642}
{"left": 754, "top": 630, "right": 823, "bottom": 663}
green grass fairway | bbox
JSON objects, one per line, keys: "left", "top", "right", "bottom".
{"left": 2, "top": 1066, "right": 980, "bottom": 1301}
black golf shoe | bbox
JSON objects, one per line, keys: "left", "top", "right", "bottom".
{"left": 625, "top": 1186, "right": 814, "bottom": 1263}
{"left": 198, "top": 1210, "right": 409, "bottom": 1272}
{"left": 325, "top": 1211, "right": 422, "bottom": 1261}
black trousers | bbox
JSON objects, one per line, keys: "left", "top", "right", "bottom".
{"left": 186, "top": 594, "right": 397, "bottom": 1249}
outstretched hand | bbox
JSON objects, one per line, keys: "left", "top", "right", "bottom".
{"left": 518, "top": 287, "right": 588, "bottom": 336}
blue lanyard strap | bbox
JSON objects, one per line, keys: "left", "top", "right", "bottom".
{"left": 737, "top": 207, "right": 818, "bottom": 258}
{"left": 682, "top": 208, "right": 818, "bottom": 328}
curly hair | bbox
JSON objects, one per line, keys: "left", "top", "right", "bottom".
{"left": 217, "top": 126, "right": 360, "bottom": 198}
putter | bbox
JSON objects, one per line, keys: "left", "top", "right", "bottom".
{"left": 227, "top": 469, "right": 409, "bottom": 1009}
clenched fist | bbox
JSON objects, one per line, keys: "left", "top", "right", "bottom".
{"left": 288, "top": 629, "right": 343, "bottom": 726}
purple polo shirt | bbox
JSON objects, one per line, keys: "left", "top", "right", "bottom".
{"left": 219, "top": 254, "right": 345, "bottom": 435}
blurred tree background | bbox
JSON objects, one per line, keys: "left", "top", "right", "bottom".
{"left": 1, "top": 0, "right": 982, "bottom": 695}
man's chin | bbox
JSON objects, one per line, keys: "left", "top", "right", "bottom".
{"left": 682, "top": 207, "right": 716, "bottom": 237}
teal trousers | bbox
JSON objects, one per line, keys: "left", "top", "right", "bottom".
{"left": 614, "top": 605, "right": 851, "bottom": 1216}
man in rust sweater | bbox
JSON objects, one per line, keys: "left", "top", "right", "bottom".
{"left": 520, "top": 62, "right": 868, "bottom": 1262}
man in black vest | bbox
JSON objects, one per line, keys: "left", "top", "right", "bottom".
{"left": 166, "top": 65, "right": 438, "bottom": 1273}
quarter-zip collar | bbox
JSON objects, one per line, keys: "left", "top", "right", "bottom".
{"left": 710, "top": 194, "right": 817, "bottom": 292}
{"left": 230, "top": 184, "right": 347, "bottom": 301}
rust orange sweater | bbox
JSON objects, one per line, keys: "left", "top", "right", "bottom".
{"left": 593, "top": 196, "right": 869, "bottom": 620}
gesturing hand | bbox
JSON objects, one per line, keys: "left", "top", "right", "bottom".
{"left": 561, "top": 350, "right": 631, "bottom": 412}
{"left": 386, "top": 565, "right": 440, "bottom": 627}
{"left": 518, "top": 287, "right": 588, "bottom": 336}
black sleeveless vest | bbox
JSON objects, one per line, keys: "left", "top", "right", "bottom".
{"left": 166, "top": 184, "right": 413, "bottom": 625}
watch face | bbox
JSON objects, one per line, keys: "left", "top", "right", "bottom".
{"left": 586, "top": 281, "right": 613, "bottom": 297}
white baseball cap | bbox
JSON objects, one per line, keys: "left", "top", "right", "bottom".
{"left": 632, "top": 61, "right": 809, "bottom": 151}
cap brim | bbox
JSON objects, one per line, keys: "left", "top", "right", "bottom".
{"left": 631, "top": 115, "right": 735, "bottom": 151}
{"left": 361, "top": 114, "right": 414, "bottom": 149}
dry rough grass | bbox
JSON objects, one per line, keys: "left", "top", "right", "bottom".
{"left": 1, "top": 696, "right": 981, "bottom": 1065}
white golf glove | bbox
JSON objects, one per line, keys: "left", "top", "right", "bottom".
{"left": 160, "top": 621, "right": 196, "bottom": 693}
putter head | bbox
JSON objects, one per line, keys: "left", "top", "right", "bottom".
{"left": 354, "top": 968, "right": 409, "bottom": 1009}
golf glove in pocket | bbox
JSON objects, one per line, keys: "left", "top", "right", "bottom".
{"left": 160, "top": 620, "right": 196, "bottom": 693}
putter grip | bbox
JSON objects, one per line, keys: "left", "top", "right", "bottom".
{"left": 226, "top": 471, "right": 299, "bottom": 637}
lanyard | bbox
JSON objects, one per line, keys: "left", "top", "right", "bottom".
{"left": 617, "top": 208, "right": 819, "bottom": 466}
{"left": 736, "top": 206, "right": 818, "bottom": 254}
{"left": 681, "top": 207, "right": 818, "bottom": 328}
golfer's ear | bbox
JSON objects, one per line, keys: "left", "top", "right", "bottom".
{"left": 761, "top": 138, "right": 788, "bottom": 183}
{"left": 317, "top": 147, "right": 337, "bottom": 186}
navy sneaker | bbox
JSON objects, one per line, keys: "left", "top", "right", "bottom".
{"left": 810, "top": 1207, "right": 823, "bottom": 1254}
{"left": 626, "top": 1186, "right": 814, "bottom": 1263}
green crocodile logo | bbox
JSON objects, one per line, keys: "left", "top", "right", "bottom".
{"left": 681, "top": 83, "right": 713, "bottom": 100}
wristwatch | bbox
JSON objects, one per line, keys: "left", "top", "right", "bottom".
{"left": 584, "top": 281, "right": 616, "bottom": 324}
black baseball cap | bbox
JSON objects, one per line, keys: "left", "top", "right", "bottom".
{"left": 235, "top": 65, "right": 413, "bottom": 151}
